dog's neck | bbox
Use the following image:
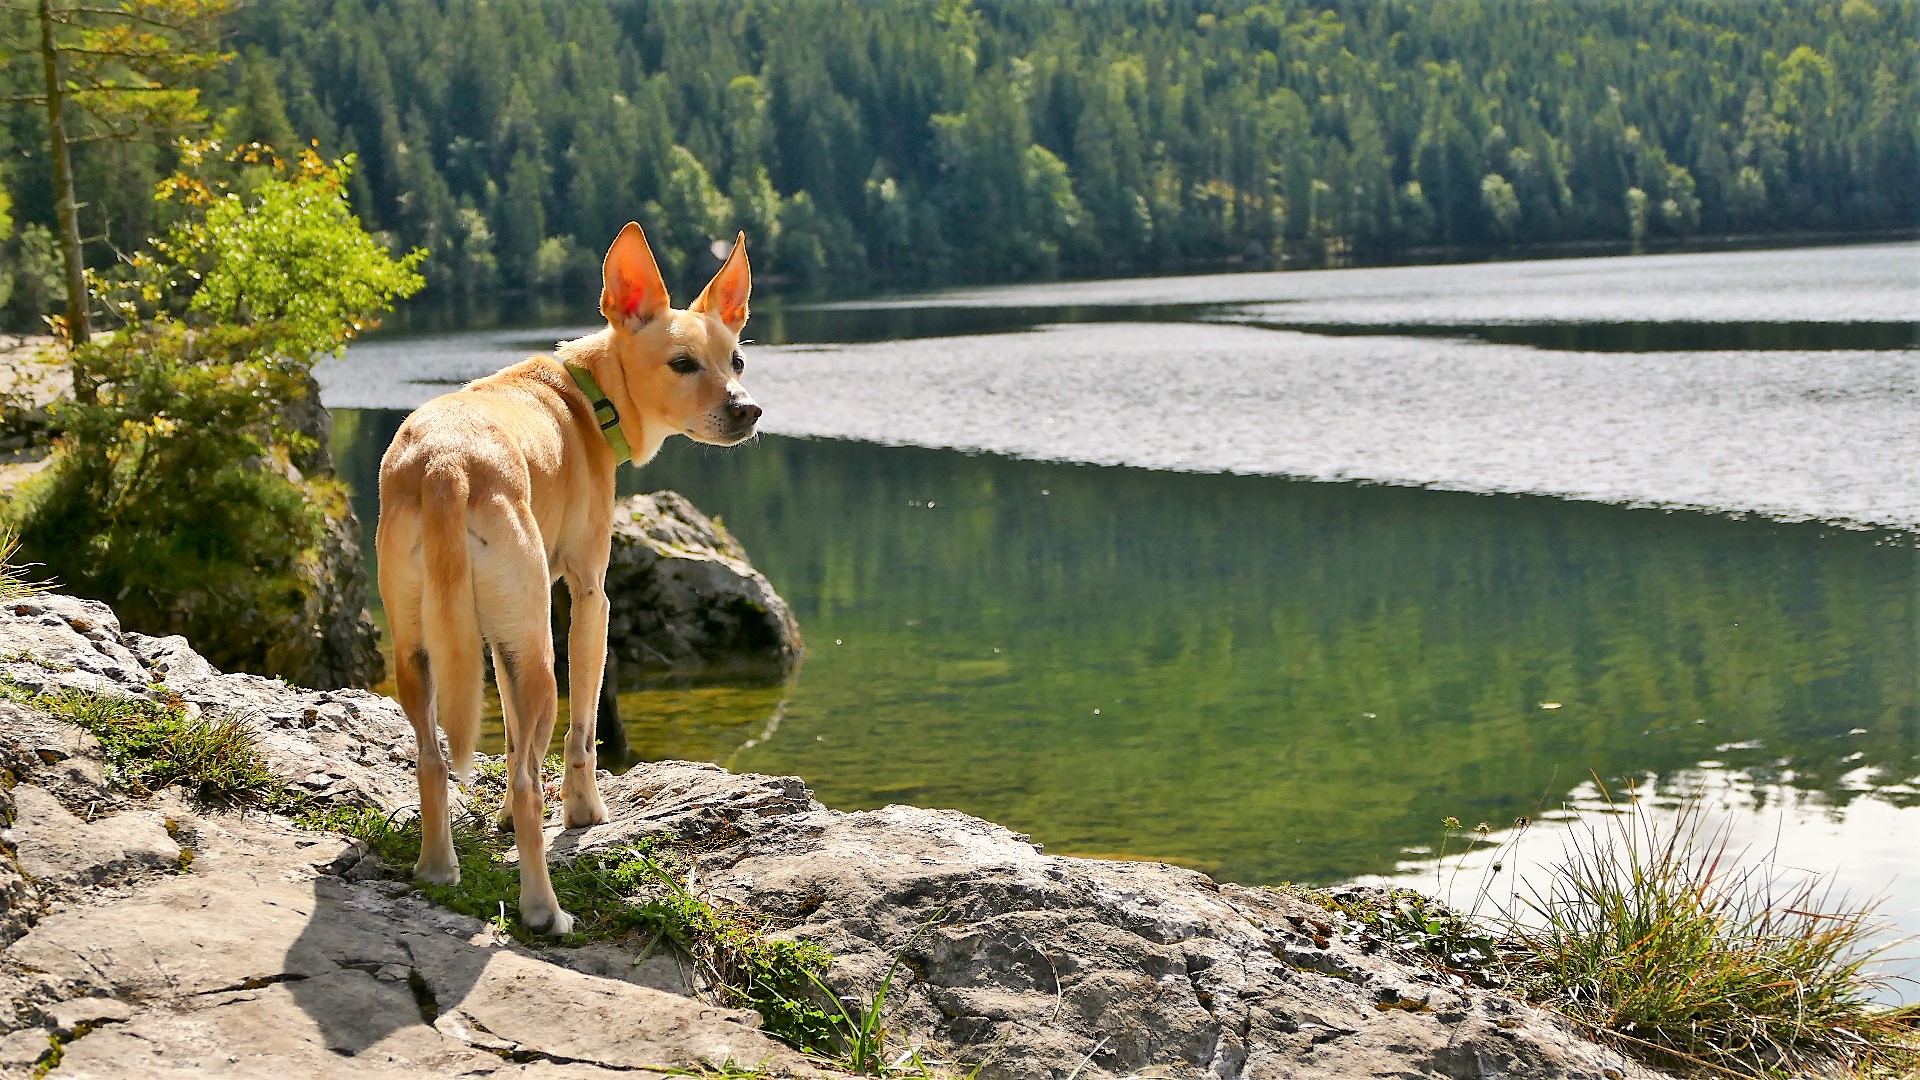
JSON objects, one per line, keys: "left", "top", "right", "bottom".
{"left": 555, "top": 328, "right": 670, "bottom": 467}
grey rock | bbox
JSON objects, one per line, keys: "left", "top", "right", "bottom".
{"left": 0, "top": 596, "right": 1672, "bottom": 1079}
{"left": 601, "top": 491, "right": 803, "bottom": 682}
{"left": 0, "top": 598, "right": 419, "bottom": 814}
{"left": 301, "top": 504, "right": 385, "bottom": 691}
{"left": 5, "top": 796, "right": 822, "bottom": 1078}
{"left": 0, "top": 595, "right": 150, "bottom": 697}
{"left": 41, "top": 997, "right": 131, "bottom": 1037}
{"left": 0, "top": 855, "right": 37, "bottom": 953}
{"left": 285, "top": 369, "right": 384, "bottom": 691}
{"left": 8, "top": 786, "right": 180, "bottom": 891}
{"left": 123, "top": 632, "right": 418, "bottom": 812}
{"left": 570, "top": 784, "right": 1669, "bottom": 1080}
{"left": 0, "top": 1027, "right": 50, "bottom": 1072}
{"left": 578, "top": 758, "right": 822, "bottom": 850}
{"left": 544, "top": 942, "right": 697, "bottom": 997}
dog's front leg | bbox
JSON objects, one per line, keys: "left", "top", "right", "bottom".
{"left": 562, "top": 570, "right": 612, "bottom": 828}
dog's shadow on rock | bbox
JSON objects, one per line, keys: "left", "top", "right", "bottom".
{"left": 281, "top": 873, "right": 495, "bottom": 1058}
{"left": 279, "top": 856, "right": 775, "bottom": 1071}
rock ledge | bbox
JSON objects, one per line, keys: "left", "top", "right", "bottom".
{"left": 0, "top": 594, "right": 1663, "bottom": 1080}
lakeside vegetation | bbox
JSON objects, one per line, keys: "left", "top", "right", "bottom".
{"left": 2, "top": 0, "right": 1915, "bottom": 320}
{"left": 1, "top": 142, "right": 421, "bottom": 683}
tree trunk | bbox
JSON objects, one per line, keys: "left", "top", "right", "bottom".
{"left": 37, "top": 0, "right": 92, "bottom": 399}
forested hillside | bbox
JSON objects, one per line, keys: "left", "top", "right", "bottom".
{"left": 3, "top": 0, "right": 1914, "bottom": 305}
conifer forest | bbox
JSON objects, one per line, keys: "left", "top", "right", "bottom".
{"left": 2, "top": 0, "right": 1914, "bottom": 308}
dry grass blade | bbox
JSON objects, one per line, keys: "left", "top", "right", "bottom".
{"left": 0, "top": 527, "right": 52, "bottom": 601}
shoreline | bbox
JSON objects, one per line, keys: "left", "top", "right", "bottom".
{"left": 0, "top": 590, "right": 1684, "bottom": 1079}
{"left": 361, "top": 229, "right": 1920, "bottom": 325}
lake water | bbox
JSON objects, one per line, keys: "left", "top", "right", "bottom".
{"left": 324, "top": 242, "right": 1920, "bottom": 989}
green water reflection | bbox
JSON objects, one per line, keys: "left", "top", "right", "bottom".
{"left": 333, "top": 413, "right": 1920, "bottom": 885}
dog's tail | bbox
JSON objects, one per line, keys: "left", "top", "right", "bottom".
{"left": 419, "top": 465, "right": 483, "bottom": 783}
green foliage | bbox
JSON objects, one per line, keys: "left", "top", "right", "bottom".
{"left": 1, "top": 0, "right": 1912, "bottom": 307}
{"left": 2, "top": 225, "right": 64, "bottom": 330}
{"left": 6, "top": 319, "right": 328, "bottom": 677}
{"left": 4, "top": 143, "right": 420, "bottom": 681}
{"left": 152, "top": 145, "right": 427, "bottom": 360}
{"left": 30, "top": 0, "right": 233, "bottom": 138}
{"left": 0, "top": 181, "right": 12, "bottom": 313}
{"left": 35, "top": 0, "right": 1887, "bottom": 298}
{"left": 0, "top": 678, "right": 276, "bottom": 807}
{"left": 1300, "top": 885, "right": 1505, "bottom": 988}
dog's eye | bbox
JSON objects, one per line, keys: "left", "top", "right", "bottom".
{"left": 731, "top": 353, "right": 745, "bottom": 374}
{"left": 668, "top": 357, "right": 701, "bottom": 375}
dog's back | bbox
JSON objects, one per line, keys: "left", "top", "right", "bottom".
{"left": 376, "top": 361, "right": 600, "bottom": 779}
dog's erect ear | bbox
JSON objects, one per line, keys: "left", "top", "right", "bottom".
{"left": 601, "top": 222, "right": 671, "bottom": 330}
{"left": 693, "top": 232, "right": 750, "bottom": 335}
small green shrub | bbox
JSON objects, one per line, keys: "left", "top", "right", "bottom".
{"left": 0, "top": 679, "right": 275, "bottom": 806}
{"left": 7, "top": 321, "right": 332, "bottom": 678}
{"left": 1301, "top": 885, "right": 1505, "bottom": 988}
{"left": 6, "top": 143, "right": 422, "bottom": 684}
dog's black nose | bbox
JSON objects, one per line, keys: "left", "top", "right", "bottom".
{"left": 727, "top": 400, "right": 762, "bottom": 423}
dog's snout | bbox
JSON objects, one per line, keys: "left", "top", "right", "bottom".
{"left": 727, "top": 399, "right": 762, "bottom": 424}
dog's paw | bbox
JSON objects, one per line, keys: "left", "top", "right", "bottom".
{"left": 562, "top": 791, "right": 609, "bottom": 829}
{"left": 494, "top": 805, "right": 514, "bottom": 833}
{"left": 413, "top": 855, "right": 460, "bottom": 888}
{"left": 521, "top": 903, "right": 575, "bottom": 937}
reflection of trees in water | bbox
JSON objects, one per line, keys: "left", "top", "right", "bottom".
{"left": 635, "top": 434, "right": 1919, "bottom": 886}
{"left": 333, "top": 415, "right": 1918, "bottom": 887}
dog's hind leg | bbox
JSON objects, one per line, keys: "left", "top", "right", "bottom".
{"left": 484, "top": 533, "right": 572, "bottom": 936}
{"left": 561, "top": 564, "right": 611, "bottom": 828}
{"left": 414, "top": 468, "right": 483, "bottom": 886}
{"left": 492, "top": 644, "right": 517, "bottom": 833}
{"left": 389, "top": 603, "right": 458, "bottom": 886}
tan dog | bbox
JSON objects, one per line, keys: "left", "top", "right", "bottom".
{"left": 376, "top": 223, "right": 757, "bottom": 933}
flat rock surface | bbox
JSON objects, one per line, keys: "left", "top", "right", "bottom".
{"left": 0, "top": 594, "right": 1668, "bottom": 1078}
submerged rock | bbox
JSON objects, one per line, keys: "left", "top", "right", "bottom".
{"left": 0, "top": 593, "right": 1667, "bottom": 1080}
{"left": 600, "top": 491, "right": 803, "bottom": 683}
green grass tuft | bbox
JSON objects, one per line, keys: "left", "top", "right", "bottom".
{"left": 1505, "top": 795, "right": 1918, "bottom": 1078}
{"left": 0, "top": 678, "right": 276, "bottom": 807}
{"left": 1281, "top": 794, "right": 1920, "bottom": 1078}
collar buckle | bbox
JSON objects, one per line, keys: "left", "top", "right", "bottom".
{"left": 563, "top": 360, "right": 633, "bottom": 466}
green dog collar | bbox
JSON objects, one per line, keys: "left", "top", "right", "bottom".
{"left": 563, "top": 360, "right": 632, "bottom": 466}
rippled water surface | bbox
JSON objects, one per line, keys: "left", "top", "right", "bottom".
{"left": 326, "top": 242, "right": 1920, "bottom": 991}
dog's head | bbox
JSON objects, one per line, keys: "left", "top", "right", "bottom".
{"left": 598, "top": 222, "right": 759, "bottom": 447}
